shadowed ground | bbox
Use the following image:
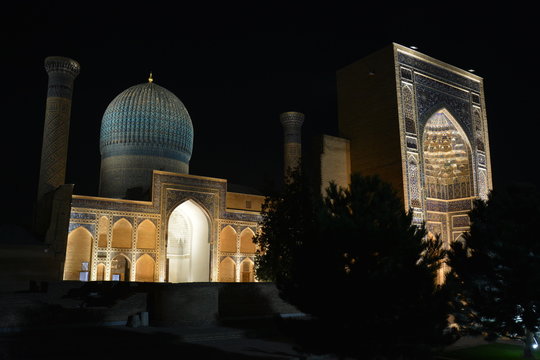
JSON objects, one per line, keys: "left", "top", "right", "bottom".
{"left": 0, "top": 319, "right": 310, "bottom": 360}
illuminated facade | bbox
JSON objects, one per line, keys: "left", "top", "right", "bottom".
{"left": 38, "top": 44, "right": 492, "bottom": 285}
{"left": 56, "top": 71, "right": 264, "bottom": 283}
{"left": 336, "top": 43, "right": 492, "bottom": 244}
{"left": 66, "top": 171, "right": 264, "bottom": 283}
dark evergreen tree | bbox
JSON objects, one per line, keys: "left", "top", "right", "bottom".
{"left": 254, "top": 167, "right": 319, "bottom": 284}
{"left": 254, "top": 171, "right": 454, "bottom": 359}
{"left": 448, "top": 183, "right": 540, "bottom": 358}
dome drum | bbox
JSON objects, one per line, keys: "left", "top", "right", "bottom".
{"left": 100, "top": 144, "right": 192, "bottom": 164}
{"left": 99, "top": 154, "right": 188, "bottom": 199}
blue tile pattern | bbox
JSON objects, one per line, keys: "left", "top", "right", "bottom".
{"left": 100, "top": 82, "right": 194, "bottom": 163}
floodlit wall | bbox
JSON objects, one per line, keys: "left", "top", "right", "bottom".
{"left": 218, "top": 257, "right": 236, "bottom": 282}
{"left": 135, "top": 254, "right": 155, "bottom": 282}
{"left": 136, "top": 219, "right": 156, "bottom": 249}
{"left": 112, "top": 218, "right": 132, "bottom": 248}
{"left": 219, "top": 226, "right": 237, "bottom": 253}
{"left": 226, "top": 192, "right": 265, "bottom": 211}
{"left": 98, "top": 216, "right": 108, "bottom": 247}
{"left": 239, "top": 228, "right": 256, "bottom": 254}
{"left": 65, "top": 172, "right": 261, "bottom": 284}
{"left": 63, "top": 227, "right": 92, "bottom": 280}
{"left": 320, "top": 134, "right": 351, "bottom": 194}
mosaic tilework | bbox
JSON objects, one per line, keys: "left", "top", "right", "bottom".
{"left": 396, "top": 45, "right": 491, "bottom": 242}
{"left": 415, "top": 86, "right": 473, "bottom": 141}
{"left": 402, "top": 85, "right": 416, "bottom": 134}
{"left": 68, "top": 223, "right": 94, "bottom": 234}
{"left": 397, "top": 51, "right": 481, "bottom": 92}
{"left": 38, "top": 98, "right": 73, "bottom": 199}
{"left": 39, "top": 57, "right": 79, "bottom": 198}
{"left": 478, "top": 169, "right": 488, "bottom": 200}
{"left": 425, "top": 199, "right": 473, "bottom": 213}
{"left": 452, "top": 215, "right": 470, "bottom": 228}
{"left": 100, "top": 82, "right": 194, "bottom": 164}
{"left": 408, "top": 156, "right": 421, "bottom": 208}
{"left": 70, "top": 212, "right": 97, "bottom": 220}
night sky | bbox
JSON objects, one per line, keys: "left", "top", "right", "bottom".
{"left": 1, "top": 3, "right": 537, "bottom": 231}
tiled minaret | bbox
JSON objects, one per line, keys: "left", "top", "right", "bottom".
{"left": 37, "top": 56, "right": 80, "bottom": 201}
{"left": 280, "top": 111, "right": 304, "bottom": 178}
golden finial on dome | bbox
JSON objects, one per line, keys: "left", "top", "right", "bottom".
{"left": 148, "top": 72, "right": 153, "bottom": 83}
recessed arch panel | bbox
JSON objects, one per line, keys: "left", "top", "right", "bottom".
{"left": 98, "top": 216, "right": 108, "bottom": 247}
{"left": 96, "top": 263, "right": 105, "bottom": 281}
{"left": 219, "top": 257, "right": 236, "bottom": 282}
{"left": 111, "top": 254, "right": 131, "bottom": 281}
{"left": 63, "top": 227, "right": 93, "bottom": 281}
{"left": 135, "top": 254, "right": 155, "bottom": 282}
{"left": 240, "top": 258, "right": 255, "bottom": 282}
{"left": 219, "top": 225, "right": 237, "bottom": 253}
{"left": 422, "top": 109, "right": 473, "bottom": 200}
{"left": 112, "top": 218, "right": 132, "bottom": 248}
{"left": 239, "top": 228, "right": 256, "bottom": 254}
{"left": 136, "top": 219, "right": 156, "bottom": 249}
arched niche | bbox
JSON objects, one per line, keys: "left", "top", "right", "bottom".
{"left": 112, "top": 218, "right": 132, "bottom": 248}
{"left": 135, "top": 254, "right": 155, "bottom": 282}
{"left": 136, "top": 219, "right": 156, "bottom": 249}
{"left": 239, "top": 228, "right": 256, "bottom": 254}
{"left": 111, "top": 254, "right": 131, "bottom": 281}
{"left": 63, "top": 227, "right": 93, "bottom": 281}
{"left": 422, "top": 109, "right": 473, "bottom": 201}
{"left": 98, "top": 216, "right": 109, "bottom": 247}
{"left": 167, "top": 200, "right": 210, "bottom": 282}
{"left": 96, "top": 263, "right": 106, "bottom": 281}
{"left": 219, "top": 257, "right": 236, "bottom": 282}
{"left": 219, "top": 225, "right": 237, "bottom": 253}
{"left": 240, "top": 258, "right": 255, "bottom": 282}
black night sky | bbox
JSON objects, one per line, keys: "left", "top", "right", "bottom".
{"left": 0, "top": 3, "right": 537, "bottom": 231}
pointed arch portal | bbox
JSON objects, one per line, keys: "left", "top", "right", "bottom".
{"left": 421, "top": 109, "right": 475, "bottom": 246}
{"left": 422, "top": 109, "right": 473, "bottom": 201}
{"left": 167, "top": 200, "right": 210, "bottom": 282}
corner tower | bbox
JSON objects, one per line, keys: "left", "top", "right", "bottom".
{"left": 99, "top": 77, "right": 194, "bottom": 199}
{"left": 280, "top": 111, "right": 304, "bottom": 178}
{"left": 37, "top": 56, "right": 80, "bottom": 202}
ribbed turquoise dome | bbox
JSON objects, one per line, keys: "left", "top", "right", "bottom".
{"left": 100, "top": 81, "right": 193, "bottom": 163}
{"left": 98, "top": 81, "right": 194, "bottom": 199}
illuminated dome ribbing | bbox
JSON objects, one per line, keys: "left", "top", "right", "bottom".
{"left": 100, "top": 81, "right": 193, "bottom": 162}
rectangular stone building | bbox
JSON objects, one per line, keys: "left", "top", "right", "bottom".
{"left": 336, "top": 43, "right": 493, "bottom": 243}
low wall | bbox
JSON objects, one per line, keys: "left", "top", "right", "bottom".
{"left": 0, "top": 243, "right": 61, "bottom": 293}
{"left": 0, "top": 281, "right": 301, "bottom": 331}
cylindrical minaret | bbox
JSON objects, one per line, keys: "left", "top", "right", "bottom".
{"left": 280, "top": 111, "right": 304, "bottom": 178}
{"left": 37, "top": 56, "right": 80, "bottom": 201}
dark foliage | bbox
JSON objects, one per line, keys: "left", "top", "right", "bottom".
{"left": 448, "top": 183, "right": 540, "bottom": 358}
{"left": 254, "top": 170, "right": 455, "bottom": 359}
{"left": 254, "top": 168, "right": 319, "bottom": 283}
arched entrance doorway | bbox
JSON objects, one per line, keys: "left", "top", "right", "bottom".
{"left": 167, "top": 200, "right": 210, "bottom": 282}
